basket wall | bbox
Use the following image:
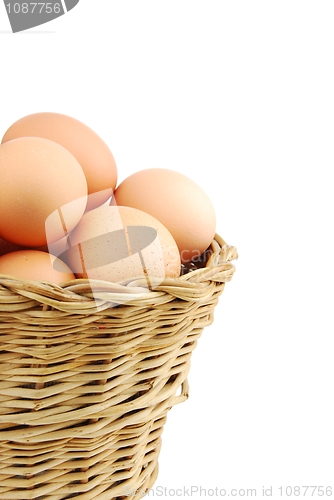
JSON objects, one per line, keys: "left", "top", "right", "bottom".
{"left": 0, "top": 235, "right": 237, "bottom": 499}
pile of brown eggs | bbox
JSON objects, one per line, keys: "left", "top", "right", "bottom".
{"left": 0, "top": 112, "right": 217, "bottom": 285}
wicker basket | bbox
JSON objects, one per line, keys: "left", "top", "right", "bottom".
{"left": 0, "top": 234, "right": 237, "bottom": 500}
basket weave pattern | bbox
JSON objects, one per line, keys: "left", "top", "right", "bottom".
{"left": 0, "top": 234, "right": 237, "bottom": 499}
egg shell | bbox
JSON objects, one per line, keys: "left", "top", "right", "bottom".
{"left": 0, "top": 250, "right": 75, "bottom": 284}
{"left": 112, "top": 168, "right": 216, "bottom": 262}
{"left": 62, "top": 205, "right": 181, "bottom": 285}
{"left": 0, "top": 136, "right": 88, "bottom": 247}
{"left": 2, "top": 112, "right": 117, "bottom": 211}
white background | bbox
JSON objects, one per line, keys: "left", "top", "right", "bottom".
{"left": 1, "top": 1, "right": 334, "bottom": 499}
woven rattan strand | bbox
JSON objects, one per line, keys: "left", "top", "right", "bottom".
{"left": 0, "top": 234, "right": 237, "bottom": 499}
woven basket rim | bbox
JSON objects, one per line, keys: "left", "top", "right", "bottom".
{"left": 0, "top": 233, "right": 238, "bottom": 313}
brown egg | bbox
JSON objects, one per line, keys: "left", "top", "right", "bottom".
{"left": 112, "top": 168, "right": 216, "bottom": 262}
{"left": 61, "top": 205, "right": 181, "bottom": 285}
{"left": 0, "top": 250, "right": 75, "bottom": 284}
{"left": 2, "top": 112, "right": 117, "bottom": 211}
{"left": 0, "top": 137, "right": 87, "bottom": 247}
